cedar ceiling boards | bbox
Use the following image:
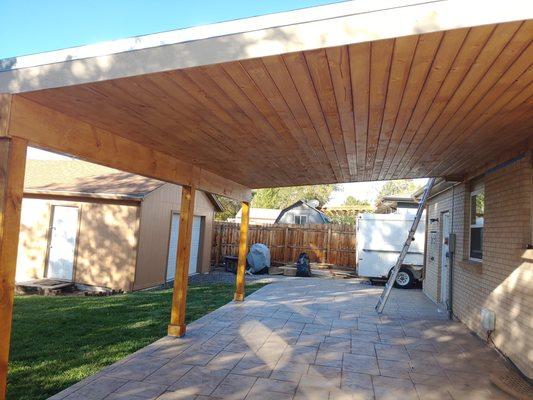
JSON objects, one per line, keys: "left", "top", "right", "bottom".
{"left": 1, "top": 0, "right": 532, "bottom": 189}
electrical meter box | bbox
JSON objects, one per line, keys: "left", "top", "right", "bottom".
{"left": 448, "top": 233, "right": 456, "bottom": 253}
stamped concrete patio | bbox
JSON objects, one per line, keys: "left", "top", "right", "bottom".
{"left": 49, "top": 279, "right": 514, "bottom": 400}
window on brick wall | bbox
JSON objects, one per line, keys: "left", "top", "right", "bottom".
{"left": 470, "top": 188, "right": 484, "bottom": 260}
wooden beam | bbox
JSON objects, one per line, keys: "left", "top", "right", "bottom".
{"left": 0, "top": 94, "right": 12, "bottom": 137}
{"left": 234, "top": 201, "right": 250, "bottom": 302}
{"left": 7, "top": 96, "right": 252, "bottom": 202}
{"left": 168, "top": 185, "right": 196, "bottom": 337}
{"left": 464, "top": 142, "right": 531, "bottom": 181}
{"left": 0, "top": 137, "right": 27, "bottom": 399}
{"left": 443, "top": 175, "right": 465, "bottom": 182}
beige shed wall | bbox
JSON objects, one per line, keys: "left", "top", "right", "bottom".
{"left": 75, "top": 203, "right": 139, "bottom": 291}
{"left": 16, "top": 197, "right": 140, "bottom": 291}
{"left": 424, "top": 154, "right": 533, "bottom": 378}
{"left": 134, "top": 184, "right": 215, "bottom": 290}
{"left": 16, "top": 198, "right": 53, "bottom": 281}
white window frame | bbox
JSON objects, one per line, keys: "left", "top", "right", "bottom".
{"left": 469, "top": 188, "right": 484, "bottom": 262}
{"left": 294, "top": 215, "right": 307, "bottom": 225}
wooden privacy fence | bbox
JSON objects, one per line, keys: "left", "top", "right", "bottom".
{"left": 211, "top": 222, "right": 357, "bottom": 268}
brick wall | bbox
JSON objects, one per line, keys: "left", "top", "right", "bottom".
{"left": 424, "top": 185, "right": 467, "bottom": 303}
{"left": 423, "top": 154, "right": 533, "bottom": 378}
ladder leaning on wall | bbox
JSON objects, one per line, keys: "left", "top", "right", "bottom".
{"left": 375, "top": 177, "right": 436, "bottom": 314}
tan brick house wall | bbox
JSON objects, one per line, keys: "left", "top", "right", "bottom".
{"left": 423, "top": 154, "right": 533, "bottom": 378}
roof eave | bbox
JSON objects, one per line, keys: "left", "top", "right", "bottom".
{"left": 207, "top": 193, "right": 225, "bottom": 212}
{"left": 23, "top": 188, "right": 144, "bottom": 202}
{"left": 1, "top": 0, "right": 530, "bottom": 94}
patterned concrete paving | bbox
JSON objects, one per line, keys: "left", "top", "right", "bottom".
{"left": 49, "top": 279, "right": 515, "bottom": 400}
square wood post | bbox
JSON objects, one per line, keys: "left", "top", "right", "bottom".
{"left": 234, "top": 201, "right": 250, "bottom": 301}
{"left": 168, "top": 186, "right": 196, "bottom": 337}
{"left": 0, "top": 137, "right": 27, "bottom": 399}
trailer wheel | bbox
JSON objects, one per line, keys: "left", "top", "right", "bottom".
{"left": 394, "top": 268, "right": 414, "bottom": 289}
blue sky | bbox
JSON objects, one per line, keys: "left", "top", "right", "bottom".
{"left": 0, "top": 0, "right": 343, "bottom": 59}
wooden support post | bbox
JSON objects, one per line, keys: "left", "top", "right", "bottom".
{"left": 168, "top": 186, "right": 196, "bottom": 337}
{"left": 0, "top": 137, "right": 27, "bottom": 399}
{"left": 234, "top": 202, "right": 250, "bottom": 302}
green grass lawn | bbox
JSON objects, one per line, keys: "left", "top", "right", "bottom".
{"left": 8, "top": 283, "right": 267, "bottom": 400}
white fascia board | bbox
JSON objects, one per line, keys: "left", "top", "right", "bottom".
{"left": 0, "top": 0, "right": 436, "bottom": 71}
{"left": 1, "top": 0, "right": 531, "bottom": 93}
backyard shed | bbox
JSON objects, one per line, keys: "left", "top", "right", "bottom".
{"left": 17, "top": 159, "right": 222, "bottom": 291}
{"left": 275, "top": 200, "right": 331, "bottom": 225}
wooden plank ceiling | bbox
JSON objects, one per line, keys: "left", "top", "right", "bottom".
{"left": 19, "top": 21, "right": 533, "bottom": 188}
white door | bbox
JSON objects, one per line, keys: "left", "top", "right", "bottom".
{"left": 440, "top": 212, "right": 451, "bottom": 303}
{"left": 47, "top": 206, "right": 79, "bottom": 280}
{"left": 166, "top": 214, "right": 202, "bottom": 281}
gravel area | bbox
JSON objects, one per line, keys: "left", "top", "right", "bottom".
{"left": 188, "top": 269, "right": 289, "bottom": 285}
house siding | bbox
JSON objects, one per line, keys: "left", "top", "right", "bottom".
{"left": 134, "top": 184, "right": 215, "bottom": 290}
{"left": 424, "top": 154, "right": 533, "bottom": 378}
{"left": 16, "top": 198, "right": 51, "bottom": 282}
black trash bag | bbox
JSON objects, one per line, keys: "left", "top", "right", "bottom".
{"left": 296, "top": 252, "right": 312, "bottom": 277}
{"left": 254, "top": 266, "right": 270, "bottom": 275}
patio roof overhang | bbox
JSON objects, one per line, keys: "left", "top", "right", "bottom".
{"left": 0, "top": 0, "right": 531, "bottom": 196}
{"left": 1, "top": 2, "right": 532, "bottom": 396}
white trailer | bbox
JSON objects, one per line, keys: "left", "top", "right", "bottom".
{"left": 356, "top": 207, "right": 425, "bottom": 288}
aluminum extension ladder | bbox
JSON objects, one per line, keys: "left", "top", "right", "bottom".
{"left": 375, "top": 177, "right": 436, "bottom": 314}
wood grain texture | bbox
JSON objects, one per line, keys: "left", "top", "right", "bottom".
{"left": 8, "top": 96, "right": 251, "bottom": 202}
{"left": 0, "top": 94, "right": 12, "bottom": 137}
{"left": 212, "top": 222, "right": 357, "bottom": 268}
{"left": 0, "top": 137, "right": 27, "bottom": 399}
{"left": 168, "top": 185, "right": 196, "bottom": 337}
{"left": 11, "top": 22, "right": 533, "bottom": 188}
{"left": 234, "top": 201, "right": 250, "bottom": 302}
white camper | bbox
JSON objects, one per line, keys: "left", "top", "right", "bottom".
{"left": 357, "top": 201, "right": 425, "bottom": 288}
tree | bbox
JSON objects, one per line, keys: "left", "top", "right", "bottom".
{"left": 251, "top": 184, "right": 339, "bottom": 209}
{"left": 328, "top": 214, "right": 356, "bottom": 225}
{"left": 343, "top": 196, "right": 370, "bottom": 207}
{"left": 214, "top": 196, "right": 240, "bottom": 221}
{"left": 327, "top": 196, "right": 371, "bottom": 225}
{"left": 214, "top": 184, "right": 339, "bottom": 221}
{"left": 377, "top": 179, "right": 421, "bottom": 199}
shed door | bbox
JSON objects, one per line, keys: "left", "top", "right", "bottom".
{"left": 46, "top": 206, "right": 79, "bottom": 280}
{"left": 166, "top": 213, "right": 202, "bottom": 280}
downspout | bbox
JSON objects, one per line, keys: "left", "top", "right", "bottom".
{"left": 422, "top": 204, "right": 429, "bottom": 281}
{"left": 448, "top": 185, "right": 456, "bottom": 320}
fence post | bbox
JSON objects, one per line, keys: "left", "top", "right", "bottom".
{"left": 215, "top": 223, "right": 223, "bottom": 268}
{"left": 283, "top": 227, "right": 289, "bottom": 262}
{"left": 326, "top": 226, "right": 332, "bottom": 264}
